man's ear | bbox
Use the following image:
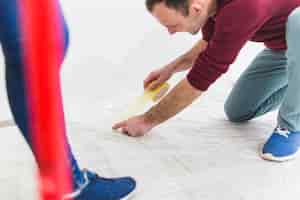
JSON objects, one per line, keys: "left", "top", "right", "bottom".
{"left": 189, "top": 0, "right": 204, "bottom": 15}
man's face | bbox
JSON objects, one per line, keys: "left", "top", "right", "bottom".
{"left": 151, "top": 1, "right": 209, "bottom": 35}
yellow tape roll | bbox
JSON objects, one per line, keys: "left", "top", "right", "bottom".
{"left": 144, "top": 82, "right": 170, "bottom": 102}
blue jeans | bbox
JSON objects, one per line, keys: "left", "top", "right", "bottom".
{"left": 0, "top": 0, "right": 84, "bottom": 187}
{"left": 225, "top": 7, "right": 300, "bottom": 132}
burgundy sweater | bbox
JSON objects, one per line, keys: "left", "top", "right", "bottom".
{"left": 187, "top": 0, "right": 300, "bottom": 91}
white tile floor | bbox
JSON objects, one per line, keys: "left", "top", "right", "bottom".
{"left": 1, "top": 1, "right": 300, "bottom": 199}
{"left": 2, "top": 75, "right": 300, "bottom": 200}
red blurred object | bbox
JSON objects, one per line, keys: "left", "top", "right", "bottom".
{"left": 18, "top": 0, "right": 72, "bottom": 199}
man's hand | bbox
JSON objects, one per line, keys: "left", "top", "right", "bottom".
{"left": 144, "top": 65, "right": 174, "bottom": 90}
{"left": 144, "top": 40, "right": 207, "bottom": 90}
{"left": 112, "top": 115, "right": 156, "bottom": 137}
{"left": 143, "top": 78, "right": 203, "bottom": 125}
{"left": 113, "top": 78, "right": 203, "bottom": 137}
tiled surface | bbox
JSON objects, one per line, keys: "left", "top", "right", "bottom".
{"left": 1, "top": 75, "right": 300, "bottom": 200}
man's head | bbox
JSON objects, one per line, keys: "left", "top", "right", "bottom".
{"left": 146, "top": 0, "right": 217, "bottom": 35}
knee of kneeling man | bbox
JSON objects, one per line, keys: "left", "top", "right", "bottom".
{"left": 224, "top": 103, "right": 250, "bottom": 123}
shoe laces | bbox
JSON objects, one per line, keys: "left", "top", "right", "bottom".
{"left": 274, "top": 126, "right": 291, "bottom": 138}
{"left": 83, "top": 169, "right": 116, "bottom": 182}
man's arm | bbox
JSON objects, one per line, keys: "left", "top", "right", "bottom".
{"left": 112, "top": 78, "right": 203, "bottom": 136}
{"left": 144, "top": 39, "right": 208, "bottom": 90}
{"left": 144, "top": 78, "right": 203, "bottom": 125}
{"left": 113, "top": 41, "right": 207, "bottom": 136}
{"left": 169, "top": 39, "right": 208, "bottom": 73}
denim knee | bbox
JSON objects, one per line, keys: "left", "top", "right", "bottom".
{"left": 224, "top": 100, "right": 255, "bottom": 123}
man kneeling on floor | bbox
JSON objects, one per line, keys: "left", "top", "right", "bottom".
{"left": 113, "top": 0, "right": 300, "bottom": 162}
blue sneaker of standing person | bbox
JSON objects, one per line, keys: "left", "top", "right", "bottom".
{"left": 261, "top": 126, "right": 300, "bottom": 162}
{"left": 63, "top": 169, "right": 136, "bottom": 200}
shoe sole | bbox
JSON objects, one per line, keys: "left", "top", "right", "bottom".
{"left": 121, "top": 190, "right": 136, "bottom": 200}
{"left": 259, "top": 143, "right": 299, "bottom": 162}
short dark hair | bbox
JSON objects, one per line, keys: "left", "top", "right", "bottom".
{"left": 146, "top": 0, "right": 190, "bottom": 16}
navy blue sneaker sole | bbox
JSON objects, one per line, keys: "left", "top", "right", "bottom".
{"left": 121, "top": 190, "right": 136, "bottom": 200}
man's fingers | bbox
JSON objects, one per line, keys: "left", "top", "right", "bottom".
{"left": 112, "top": 121, "right": 126, "bottom": 129}
{"left": 149, "top": 79, "right": 162, "bottom": 90}
{"left": 144, "top": 73, "right": 153, "bottom": 84}
{"left": 121, "top": 127, "right": 129, "bottom": 134}
{"left": 144, "top": 78, "right": 155, "bottom": 89}
{"left": 144, "top": 72, "right": 158, "bottom": 89}
{"left": 122, "top": 127, "right": 137, "bottom": 137}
